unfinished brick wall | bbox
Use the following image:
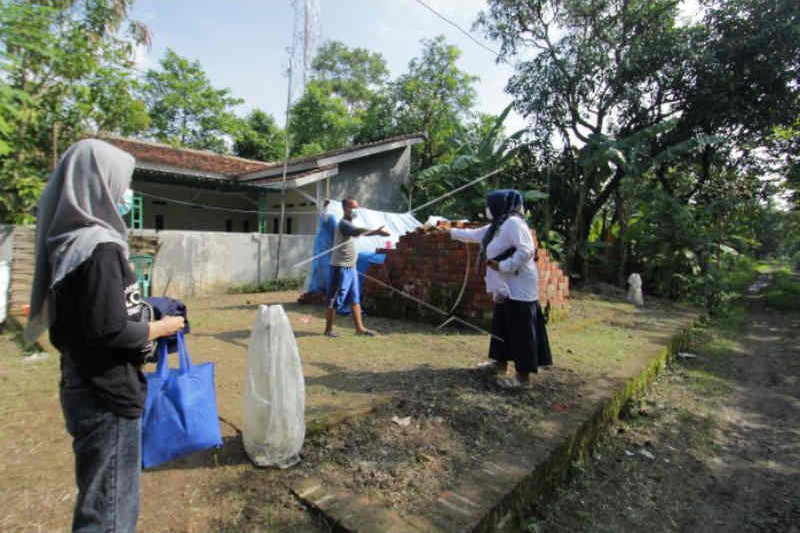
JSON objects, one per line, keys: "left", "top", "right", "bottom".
{"left": 4, "top": 229, "right": 161, "bottom": 320}
{"left": 362, "top": 221, "right": 569, "bottom": 325}
{"left": 8, "top": 226, "right": 35, "bottom": 319}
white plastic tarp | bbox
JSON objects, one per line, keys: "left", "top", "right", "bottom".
{"left": 0, "top": 261, "right": 8, "bottom": 324}
{"left": 243, "top": 305, "right": 305, "bottom": 468}
{"left": 325, "top": 200, "right": 421, "bottom": 255}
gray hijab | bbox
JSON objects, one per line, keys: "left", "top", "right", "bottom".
{"left": 25, "top": 139, "right": 135, "bottom": 343}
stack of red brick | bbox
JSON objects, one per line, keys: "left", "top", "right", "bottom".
{"left": 361, "top": 221, "right": 569, "bottom": 324}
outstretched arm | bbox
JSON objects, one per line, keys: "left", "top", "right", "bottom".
{"left": 363, "top": 225, "right": 390, "bottom": 237}
{"left": 449, "top": 224, "right": 490, "bottom": 244}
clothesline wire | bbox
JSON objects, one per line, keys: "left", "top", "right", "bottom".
{"left": 406, "top": 167, "right": 504, "bottom": 215}
{"left": 135, "top": 191, "right": 316, "bottom": 215}
{"left": 412, "top": 0, "right": 501, "bottom": 57}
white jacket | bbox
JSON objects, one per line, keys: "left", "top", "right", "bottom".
{"left": 451, "top": 216, "right": 539, "bottom": 302}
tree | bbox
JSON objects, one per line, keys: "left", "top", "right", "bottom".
{"left": 0, "top": 0, "right": 150, "bottom": 223}
{"left": 357, "top": 36, "right": 478, "bottom": 173}
{"left": 233, "top": 109, "right": 285, "bottom": 162}
{"left": 478, "top": 0, "right": 699, "bottom": 273}
{"left": 477, "top": 0, "right": 800, "bottom": 277}
{"left": 285, "top": 41, "right": 388, "bottom": 157}
{"left": 143, "top": 49, "right": 243, "bottom": 153}
{"left": 311, "top": 40, "right": 388, "bottom": 113}
{"left": 771, "top": 115, "right": 800, "bottom": 209}
{"left": 414, "top": 105, "right": 531, "bottom": 219}
{"left": 288, "top": 82, "right": 359, "bottom": 156}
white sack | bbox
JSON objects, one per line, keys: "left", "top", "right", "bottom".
{"left": 0, "top": 261, "right": 8, "bottom": 324}
{"left": 243, "top": 304, "right": 305, "bottom": 468}
{"left": 627, "top": 273, "right": 644, "bottom": 307}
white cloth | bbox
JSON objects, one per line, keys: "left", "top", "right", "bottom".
{"left": 451, "top": 217, "right": 539, "bottom": 302}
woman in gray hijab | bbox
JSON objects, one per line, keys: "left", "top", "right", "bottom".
{"left": 26, "top": 139, "right": 185, "bottom": 533}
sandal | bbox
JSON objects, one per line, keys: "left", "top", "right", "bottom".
{"left": 497, "top": 376, "right": 531, "bottom": 390}
{"left": 477, "top": 361, "right": 507, "bottom": 375}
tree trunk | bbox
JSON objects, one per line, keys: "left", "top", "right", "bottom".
{"left": 566, "top": 179, "right": 589, "bottom": 275}
{"left": 615, "top": 189, "right": 628, "bottom": 287}
{"left": 51, "top": 122, "right": 59, "bottom": 171}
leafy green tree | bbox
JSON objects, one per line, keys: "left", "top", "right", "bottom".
{"left": 285, "top": 41, "right": 388, "bottom": 157}
{"left": 288, "top": 82, "right": 359, "bottom": 156}
{"left": 0, "top": 0, "right": 150, "bottom": 223}
{"left": 143, "top": 49, "right": 243, "bottom": 153}
{"left": 772, "top": 115, "right": 800, "bottom": 209}
{"left": 413, "top": 105, "right": 531, "bottom": 219}
{"left": 477, "top": 0, "right": 698, "bottom": 273}
{"left": 391, "top": 36, "right": 477, "bottom": 171}
{"left": 233, "top": 109, "right": 285, "bottom": 162}
{"left": 311, "top": 40, "right": 388, "bottom": 113}
{"left": 477, "top": 0, "right": 800, "bottom": 278}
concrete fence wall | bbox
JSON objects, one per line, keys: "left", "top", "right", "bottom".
{"left": 1, "top": 226, "right": 316, "bottom": 315}
{"left": 142, "top": 230, "right": 315, "bottom": 298}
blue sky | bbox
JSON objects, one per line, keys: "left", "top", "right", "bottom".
{"left": 130, "top": 0, "right": 525, "bottom": 132}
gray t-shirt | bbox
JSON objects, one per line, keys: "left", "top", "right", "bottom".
{"left": 331, "top": 218, "right": 366, "bottom": 267}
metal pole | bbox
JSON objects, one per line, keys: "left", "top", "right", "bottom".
{"left": 274, "top": 55, "right": 294, "bottom": 279}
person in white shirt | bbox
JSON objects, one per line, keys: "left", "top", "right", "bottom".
{"left": 443, "top": 189, "right": 552, "bottom": 389}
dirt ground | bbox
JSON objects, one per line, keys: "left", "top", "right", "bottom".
{"left": 530, "top": 274, "right": 800, "bottom": 532}
{"left": 0, "top": 289, "right": 694, "bottom": 532}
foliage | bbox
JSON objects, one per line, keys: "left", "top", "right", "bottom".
{"left": 772, "top": 115, "right": 800, "bottom": 209}
{"left": 476, "top": 0, "right": 800, "bottom": 296}
{"left": 792, "top": 251, "right": 800, "bottom": 272}
{"left": 233, "top": 109, "right": 285, "bottom": 162}
{"left": 285, "top": 40, "right": 388, "bottom": 157}
{"left": 0, "top": 0, "right": 150, "bottom": 223}
{"left": 143, "top": 48, "right": 243, "bottom": 152}
{"left": 288, "top": 82, "right": 359, "bottom": 156}
{"left": 412, "top": 104, "right": 535, "bottom": 219}
{"left": 357, "top": 36, "right": 478, "bottom": 171}
{"left": 311, "top": 40, "right": 388, "bottom": 113}
{"left": 227, "top": 277, "right": 305, "bottom": 294}
{"left": 476, "top": 0, "right": 704, "bottom": 272}
{"left": 764, "top": 271, "right": 800, "bottom": 313}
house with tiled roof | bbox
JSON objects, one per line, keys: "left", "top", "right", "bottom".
{"left": 102, "top": 133, "right": 425, "bottom": 235}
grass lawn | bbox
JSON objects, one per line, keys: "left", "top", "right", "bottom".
{"left": 0, "top": 289, "right": 696, "bottom": 532}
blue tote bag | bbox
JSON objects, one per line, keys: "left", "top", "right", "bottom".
{"left": 142, "top": 332, "right": 223, "bottom": 468}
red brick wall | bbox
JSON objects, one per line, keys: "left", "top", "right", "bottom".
{"left": 361, "top": 221, "right": 569, "bottom": 324}
{"left": 8, "top": 226, "right": 35, "bottom": 319}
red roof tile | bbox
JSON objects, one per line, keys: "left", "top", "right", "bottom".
{"left": 101, "top": 136, "right": 272, "bottom": 176}
{"left": 99, "top": 132, "right": 425, "bottom": 179}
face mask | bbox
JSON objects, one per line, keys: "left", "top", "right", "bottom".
{"left": 350, "top": 208, "right": 359, "bottom": 220}
{"left": 117, "top": 188, "right": 133, "bottom": 217}
{"left": 485, "top": 206, "right": 493, "bottom": 220}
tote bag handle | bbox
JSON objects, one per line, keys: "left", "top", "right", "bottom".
{"left": 154, "top": 330, "right": 192, "bottom": 378}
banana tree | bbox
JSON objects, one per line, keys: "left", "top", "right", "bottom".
{"left": 410, "top": 104, "right": 546, "bottom": 220}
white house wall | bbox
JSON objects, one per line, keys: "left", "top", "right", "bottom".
{"left": 133, "top": 182, "right": 259, "bottom": 232}
{"left": 132, "top": 181, "right": 318, "bottom": 235}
